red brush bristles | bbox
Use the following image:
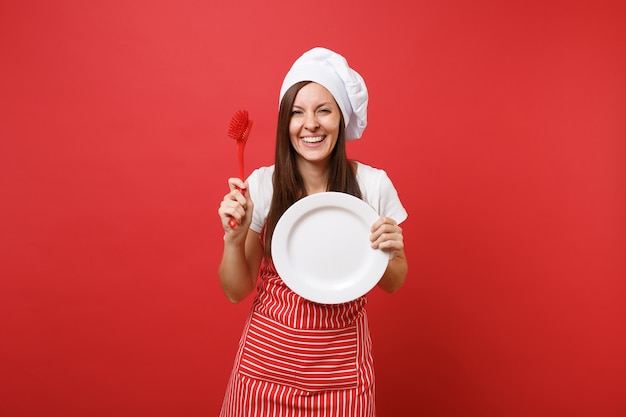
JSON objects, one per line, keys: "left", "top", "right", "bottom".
{"left": 228, "top": 109, "right": 253, "bottom": 144}
{"left": 227, "top": 109, "right": 253, "bottom": 229}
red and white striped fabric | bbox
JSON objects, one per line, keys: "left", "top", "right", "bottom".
{"left": 220, "top": 259, "right": 376, "bottom": 417}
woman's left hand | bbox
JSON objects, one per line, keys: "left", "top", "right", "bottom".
{"left": 370, "top": 217, "right": 404, "bottom": 260}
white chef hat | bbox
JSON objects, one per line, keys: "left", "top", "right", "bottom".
{"left": 279, "top": 47, "right": 368, "bottom": 141}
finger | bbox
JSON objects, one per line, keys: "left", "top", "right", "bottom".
{"left": 370, "top": 216, "right": 386, "bottom": 232}
{"left": 228, "top": 177, "right": 248, "bottom": 192}
{"left": 221, "top": 191, "right": 253, "bottom": 229}
{"left": 370, "top": 222, "right": 400, "bottom": 243}
{"left": 370, "top": 216, "right": 397, "bottom": 232}
{"left": 218, "top": 201, "right": 238, "bottom": 224}
{"left": 231, "top": 188, "right": 247, "bottom": 207}
{"left": 371, "top": 231, "right": 399, "bottom": 248}
{"left": 370, "top": 224, "right": 403, "bottom": 249}
{"left": 222, "top": 207, "right": 246, "bottom": 231}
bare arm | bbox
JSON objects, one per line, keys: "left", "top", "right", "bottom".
{"left": 370, "top": 217, "right": 408, "bottom": 293}
{"left": 377, "top": 249, "right": 407, "bottom": 293}
{"left": 217, "top": 179, "right": 264, "bottom": 303}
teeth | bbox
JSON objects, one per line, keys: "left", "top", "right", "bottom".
{"left": 302, "top": 136, "right": 324, "bottom": 143}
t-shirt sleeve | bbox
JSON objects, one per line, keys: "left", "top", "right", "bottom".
{"left": 247, "top": 166, "right": 274, "bottom": 233}
{"left": 357, "top": 162, "right": 408, "bottom": 225}
{"left": 378, "top": 171, "right": 408, "bottom": 224}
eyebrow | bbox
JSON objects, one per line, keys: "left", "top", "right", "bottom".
{"left": 292, "top": 102, "right": 334, "bottom": 108}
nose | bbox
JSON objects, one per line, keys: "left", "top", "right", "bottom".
{"left": 304, "top": 112, "right": 319, "bottom": 130}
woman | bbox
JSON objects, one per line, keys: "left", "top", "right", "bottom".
{"left": 217, "top": 47, "right": 408, "bottom": 416}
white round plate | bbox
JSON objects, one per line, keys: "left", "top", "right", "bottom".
{"left": 271, "top": 192, "right": 389, "bottom": 304}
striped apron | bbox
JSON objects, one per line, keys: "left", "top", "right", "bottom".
{"left": 219, "top": 259, "right": 376, "bottom": 417}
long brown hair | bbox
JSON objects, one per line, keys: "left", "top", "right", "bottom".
{"left": 264, "top": 81, "right": 362, "bottom": 257}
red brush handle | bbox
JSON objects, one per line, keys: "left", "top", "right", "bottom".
{"left": 228, "top": 187, "right": 243, "bottom": 229}
{"left": 237, "top": 140, "right": 245, "bottom": 181}
{"left": 228, "top": 141, "right": 246, "bottom": 229}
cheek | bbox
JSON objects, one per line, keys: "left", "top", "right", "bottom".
{"left": 330, "top": 114, "right": 341, "bottom": 133}
{"left": 288, "top": 119, "right": 299, "bottom": 138}
{"left": 289, "top": 137, "right": 298, "bottom": 149}
{"left": 329, "top": 118, "right": 341, "bottom": 138}
{"left": 289, "top": 126, "right": 300, "bottom": 148}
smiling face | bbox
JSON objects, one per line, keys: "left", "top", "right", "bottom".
{"left": 289, "top": 82, "right": 342, "bottom": 166}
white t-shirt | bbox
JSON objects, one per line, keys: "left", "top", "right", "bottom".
{"left": 247, "top": 161, "right": 408, "bottom": 233}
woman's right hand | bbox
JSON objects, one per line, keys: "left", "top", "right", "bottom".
{"left": 218, "top": 178, "right": 262, "bottom": 303}
{"left": 218, "top": 178, "right": 254, "bottom": 238}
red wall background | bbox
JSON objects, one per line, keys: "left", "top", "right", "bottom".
{"left": 1, "top": 1, "right": 624, "bottom": 416}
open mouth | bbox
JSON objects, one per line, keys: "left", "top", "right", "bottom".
{"left": 301, "top": 136, "right": 325, "bottom": 144}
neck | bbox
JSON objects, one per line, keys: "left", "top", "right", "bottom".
{"left": 296, "top": 159, "right": 329, "bottom": 195}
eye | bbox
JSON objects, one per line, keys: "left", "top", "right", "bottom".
{"left": 291, "top": 109, "right": 303, "bottom": 115}
{"left": 318, "top": 108, "right": 331, "bottom": 114}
